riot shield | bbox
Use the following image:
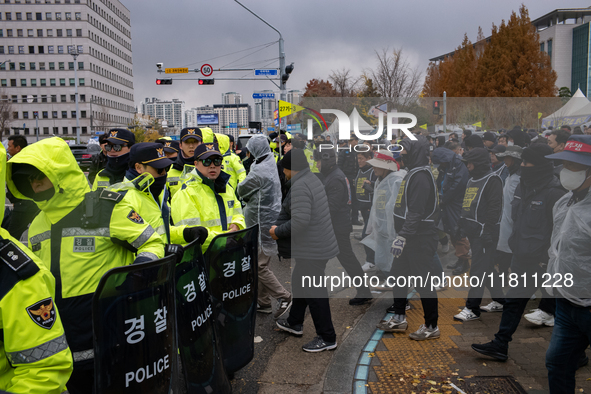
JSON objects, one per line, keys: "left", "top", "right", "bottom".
{"left": 92, "top": 255, "right": 176, "bottom": 394}
{"left": 175, "top": 240, "right": 232, "bottom": 393}
{"left": 205, "top": 225, "right": 259, "bottom": 373}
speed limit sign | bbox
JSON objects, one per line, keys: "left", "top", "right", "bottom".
{"left": 200, "top": 64, "right": 213, "bottom": 77}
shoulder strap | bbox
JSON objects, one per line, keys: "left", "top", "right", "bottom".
{"left": 0, "top": 238, "right": 40, "bottom": 301}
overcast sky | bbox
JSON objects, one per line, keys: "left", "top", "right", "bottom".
{"left": 125, "top": 1, "right": 590, "bottom": 110}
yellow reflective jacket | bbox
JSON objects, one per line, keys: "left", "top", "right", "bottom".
{"left": 0, "top": 142, "right": 73, "bottom": 394}
{"left": 216, "top": 134, "right": 246, "bottom": 191}
{"left": 116, "top": 172, "right": 185, "bottom": 244}
{"left": 304, "top": 146, "right": 319, "bottom": 173}
{"left": 6, "top": 137, "right": 164, "bottom": 359}
{"left": 171, "top": 169, "right": 245, "bottom": 252}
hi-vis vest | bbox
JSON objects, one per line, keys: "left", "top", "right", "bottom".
{"left": 394, "top": 166, "right": 439, "bottom": 223}
{"left": 460, "top": 172, "right": 502, "bottom": 236}
{"left": 355, "top": 167, "right": 374, "bottom": 203}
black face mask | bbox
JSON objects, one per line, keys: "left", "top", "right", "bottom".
{"left": 106, "top": 153, "right": 130, "bottom": 174}
{"left": 520, "top": 162, "right": 553, "bottom": 188}
{"left": 32, "top": 187, "right": 56, "bottom": 202}
{"left": 149, "top": 175, "right": 167, "bottom": 199}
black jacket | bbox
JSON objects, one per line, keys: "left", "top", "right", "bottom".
{"left": 508, "top": 173, "right": 566, "bottom": 257}
{"left": 88, "top": 151, "right": 107, "bottom": 185}
{"left": 395, "top": 135, "right": 438, "bottom": 238}
{"left": 274, "top": 167, "right": 339, "bottom": 260}
{"left": 322, "top": 164, "right": 352, "bottom": 235}
{"left": 432, "top": 147, "right": 469, "bottom": 234}
{"left": 337, "top": 148, "right": 358, "bottom": 180}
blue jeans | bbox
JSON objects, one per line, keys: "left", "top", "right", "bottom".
{"left": 546, "top": 298, "right": 591, "bottom": 393}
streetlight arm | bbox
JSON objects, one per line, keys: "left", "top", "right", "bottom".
{"left": 234, "top": 0, "right": 282, "bottom": 41}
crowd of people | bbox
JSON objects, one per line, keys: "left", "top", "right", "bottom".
{"left": 0, "top": 121, "right": 590, "bottom": 393}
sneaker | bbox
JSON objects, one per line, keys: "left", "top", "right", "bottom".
{"left": 406, "top": 301, "right": 412, "bottom": 311}
{"left": 480, "top": 301, "right": 504, "bottom": 313}
{"left": 361, "top": 262, "right": 376, "bottom": 272}
{"left": 409, "top": 324, "right": 440, "bottom": 341}
{"left": 302, "top": 336, "right": 337, "bottom": 353}
{"left": 276, "top": 319, "right": 303, "bottom": 336}
{"left": 441, "top": 243, "right": 450, "bottom": 253}
{"left": 349, "top": 297, "right": 372, "bottom": 306}
{"left": 386, "top": 302, "right": 412, "bottom": 313}
{"left": 454, "top": 307, "right": 480, "bottom": 322}
{"left": 471, "top": 341, "right": 508, "bottom": 361}
{"left": 452, "top": 259, "right": 469, "bottom": 275}
{"left": 376, "top": 316, "right": 408, "bottom": 332}
{"left": 257, "top": 303, "right": 272, "bottom": 314}
{"left": 524, "top": 309, "right": 554, "bottom": 326}
{"left": 274, "top": 296, "right": 292, "bottom": 319}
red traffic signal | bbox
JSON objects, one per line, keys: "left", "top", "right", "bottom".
{"left": 433, "top": 100, "right": 441, "bottom": 115}
{"left": 198, "top": 79, "right": 214, "bottom": 85}
{"left": 156, "top": 78, "right": 172, "bottom": 85}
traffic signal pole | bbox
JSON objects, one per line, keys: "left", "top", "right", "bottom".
{"left": 443, "top": 91, "right": 447, "bottom": 133}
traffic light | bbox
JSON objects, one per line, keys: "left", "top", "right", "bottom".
{"left": 281, "top": 63, "right": 294, "bottom": 84}
{"left": 156, "top": 78, "right": 172, "bottom": 85}
{"left": 433, "top": 100, "right": 441, "bottom": 115}
{"left": 198, "top": 79, "right": 214, "bottom": 85}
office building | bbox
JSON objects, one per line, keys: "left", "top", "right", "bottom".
{"left": 142, "top": 97, "right": 185, "bottom": 129}
{"left": 222, "top": 91, "right": 241, "bottom": 105}
{"left": 185, "top": 104, "right": 250, "bottom": 137}
{"left": 0, "top": 0, "right": 135, "bottom": 142}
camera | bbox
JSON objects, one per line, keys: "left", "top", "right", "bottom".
{"left": 156, "top": 63, "right": 163, "bottom": 70}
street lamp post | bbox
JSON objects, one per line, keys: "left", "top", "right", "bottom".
{"left": 69, "top": 48, "right": 81, "bottom": 144}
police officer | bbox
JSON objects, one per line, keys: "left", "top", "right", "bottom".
{"left": 92, "top": 128, "right": 135, "bottom": 190}
{"left": 454, "top": 148, "right": 504, "bottom": 322}
{"left": 119, "top": 142, "right": 208, "bottom": 246}
{"left": 0, "top": 143, "right": 74, "bottom": 394}
{"left": 171, "top": 143, "right": 246, "bottom": 252}
{"left": 168, "top": 127, "right": 216, "bottom": 197}
{"left": 215, "top": 133, "right": 246, "bottom": 191}
{"left": 377, "top": 134, "right": 440, "bottom": 341}
{"left": 7, "top": 137, "right": 165, "bottom": 393}
{"left": 162, "top": 140, "right": 180, "bottom": 159}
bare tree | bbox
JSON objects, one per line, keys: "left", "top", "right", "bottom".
{"left": 94, "top": 102, "right": 113, "bottom": 131}
{"left": 328, "top": 68, "right": 360, "bottom": 97}
{"left": 0, "top": 91, "right": 13, "bottom": 137}
{"left": 366, "top": 47, "right": 422, "bottom": 107}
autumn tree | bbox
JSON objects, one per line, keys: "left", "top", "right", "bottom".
{"left": 475, "top": 4, "right": 556, "bottom": 97}
{"left": 303, "top": 79, "right": 338, "bottom": 97}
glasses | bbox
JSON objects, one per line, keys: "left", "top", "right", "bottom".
{"left": 104, "top": 144, "right": 128, "bottom": 152}
{"left": 199, "top": 157, "right": 223, "bottom": 167}
{"left": 28, "top": 172, "right": 46, "bottom": 183}
{"left": 156, "top": 165, "right": 171, "bottom": 175}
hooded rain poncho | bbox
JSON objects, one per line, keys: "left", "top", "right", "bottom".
{"left": 237, "top": 135, "right": 282, "bottom": 256}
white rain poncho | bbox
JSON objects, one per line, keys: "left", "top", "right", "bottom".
{"left": 496, "top": 172, "right": 520, "bottom": 253}
{"left": 236, "top": 135, "right": 282, "bottom": 256}
{"left": 547, "top": 189, "right": 591, "bottom": 306}
{"left": 361, "top": 169, "right": 407, "bottom": 273}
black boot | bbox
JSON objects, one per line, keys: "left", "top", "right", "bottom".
{"left": 452, "top": 259, "right": 469, "bottom": 275}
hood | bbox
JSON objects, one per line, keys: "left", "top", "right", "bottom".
{"left": 201, "top": 127, "right": 216, "bottom": 143}
{"left": 399, "top": 134, "right": 430, "bottom": 169}
{"left": 215, "top": 133, "right": 231, "bottom": 155}
{"left": 462, "top": 147, "right": 491, "bottom": 179}
{"left": 318, "top": 148, "right": 337, "bottom": 175}
{"left": 431, "top": 147, "right": 456, "bottom": 165}
{"left": 7, "top": 137, "right": 90, "bottom": 224}
{"left": 246, "top": 134, "right": 272, "bottom": 160}
{"left": 0, "top": 143, "right": 5, "bottom": 223}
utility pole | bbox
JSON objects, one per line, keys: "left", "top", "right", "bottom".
{"left": 443, "top": 91, "right": 447, "bottom": 133}
{"left": 70, "top": 48, "right": 81, "bottom": 144}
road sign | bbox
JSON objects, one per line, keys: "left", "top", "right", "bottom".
{"left": 201, "top": 64, "right": 213, "bottom": 77}
{"left": 286, "top": 124, "right": 301, "bottom": 131}
{"left": 254, "top": 69, "right": 278, "bottom": 76}
{"left": 26, "top": 95, "right": 34, "bottom": 103}
{"left": 164, "top": 68, "right": 189, "bottom": 74}
{"left": 252, "top": 93, "right": 275, "bottom": 99}
{"left": 267, "top": 127, "right": 275, "bottom": 132}
{"left": 229, "top": 123, "right": 237, "bottom": 129}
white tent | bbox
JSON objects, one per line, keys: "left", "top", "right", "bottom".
{"left": 542, "top": 88, "right": 591, "bottom": 128}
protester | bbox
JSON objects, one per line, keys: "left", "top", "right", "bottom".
{"left": 237, "top": 135, "right": 292, "bottom": 318}
{"left": 271, "top": 149, "right": 340, "bottom": 352}
{"left": 490, "top": 145, "right": 510, "bottom": 184}
{"left": 544, "top": 135, "right": 591, "bottom": 391}
{"left": 491, "top": 145, "right": 523, "bottom": 289}
{"left": 0, "top": 143, "right": 74, "bottom": 394}
{"left": 498, "top": 134, "right": 509, "bottom": 147}
{"left": 361, "top": 149, "right": 406, "bottom": 280}
{"left": 472, "top": 144, "right": 565, "bottom": 362}
{"left": 354, "top": 151, "right": 378, "bottom": 270}
{"left": 482, "top": 131, "right": 497, "bottom": 149}
{"left": 315, "top": 148, "right": 372, "bottom": 305}
{"left": 91, "top": 128, "right": 135, "bottom": 190}
{"left": 547, "top": 129, "right": 570, "bottom": 177}
{"left": 454, "top": 148, "right": 504, "bottom": 321}
{"left": 431, "top": 146, "right": 470, "bottom": 275}
{"left": 377, "top": 134, "right": 440, "bottom": 341}
{"left": 464, "top": 134, "right": 484, "bottom": 151}
{"left": 338, "top": 135, "right": 361, "bottom": 225}
{"left": 507, "top": 127, "right": 527, "bottom": 147}
{"left": 7, "top": 137, "right": 165, "bottom": 393}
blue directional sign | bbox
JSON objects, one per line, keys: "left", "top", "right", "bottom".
{"left": 252, "top": 93, "right": 275, "bottom": 99}
{"left": 267, "top": 127, "right": 275, "bottom": 132}
{"left": 229, "top": 123, "right": 237, "bottom": 129}
{"left": 254, "top": 69, "right": 278, "bottom": 76}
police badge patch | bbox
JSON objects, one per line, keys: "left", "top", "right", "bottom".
{"left": 227, "top": 200, "right": 234, "bottom": 208}
{"left": 26, "top": 298, "right": 56, "bottom": 329}
{"left": 127, "top": 210, "right": 144, "bottom": 224}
